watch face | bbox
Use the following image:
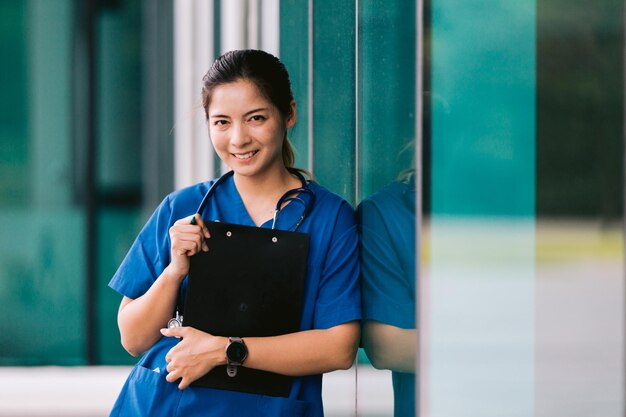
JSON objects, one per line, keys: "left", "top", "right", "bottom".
{"left": 227, "top": 341, "right": 248, "bottom": 363}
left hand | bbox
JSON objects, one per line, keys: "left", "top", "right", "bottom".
{"left": 161, "top": 327, "right": 228, "bottom": 390}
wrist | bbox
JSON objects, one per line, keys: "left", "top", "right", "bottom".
{"left": 162, "top": 264, "right": 187, "bottom": 284}
{"left": 219, "top": 336, "right": 229, "bottom": 366}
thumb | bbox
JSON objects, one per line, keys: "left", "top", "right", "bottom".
{"left": 161, "top": 327, "right": 184, "bottom": 338}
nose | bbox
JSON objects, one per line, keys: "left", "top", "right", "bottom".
{"left": 230, "top": 122, "right": 251, "bottom": 147}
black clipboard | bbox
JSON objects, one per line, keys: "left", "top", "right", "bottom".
{"left": 183, "top": 221, "right": 309, "bottom": 397}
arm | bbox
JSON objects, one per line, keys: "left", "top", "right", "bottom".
{"left": 161, "top": 321, "right": 360, "bottom": 390}
{"left": 117, "top": 214, "right": 210, "bottom": 356}
{"left": 116, "top": 267, "right": 183, "bottom": 357}
{"left": 245, "top": 320, "right": 359, "bottom": 374}
{"left": 358, "top": 192, "right": 416, "bottom": 373}
{"left": 362, "top": 320, "right": 415, "bottom": 373}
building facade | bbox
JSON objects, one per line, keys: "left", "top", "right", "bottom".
{"left": 0, "top": 0, "right": 624, "bottom": 415}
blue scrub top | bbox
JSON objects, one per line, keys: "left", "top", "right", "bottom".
{"left": 109, "top": 174, "right": 361, "bottom": 417}
{"left": 358, "top": 177, "right": 416, "bottom": 417}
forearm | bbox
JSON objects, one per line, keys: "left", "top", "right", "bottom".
{"left": 118, "top": 265, "right": 184, "bottom": 356}
{"left": 243, "top": 321, "right": 360, "bottom": 376}
{"left": 362, "top": 320, "right": 416, "bottom": 373}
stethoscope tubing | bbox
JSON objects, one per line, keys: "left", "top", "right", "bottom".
{"left": 195, "top": 169, "right": 315, "bottom": 232}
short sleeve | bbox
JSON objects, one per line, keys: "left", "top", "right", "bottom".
{"left": 313, "top": 201, "right": 361, "bottom": 329}
{"left": 108, "top": 196, "right": 174, "bottom": 299}
{"left": 358, "top": 197, "right": 415, "bottom": 329}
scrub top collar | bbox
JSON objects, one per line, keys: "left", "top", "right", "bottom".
{"left": 211, "top": 173, "right": 310, "bottom": 231}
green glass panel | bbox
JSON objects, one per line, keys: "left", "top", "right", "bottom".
{"left": 0, "top": 210, "right": 85, "bottom": 365}
{"left": 312, "top": 0, "right": 356, "bottom": 202}
{"left": 428, "top": 0, "right": 536, "bottom": 415}
{"left": 96, "top": 1, "right": 142, "bottom": 192}
{"left": 94, "top": 0, "right": 145, "bottom": 364}
{"left": 96, "top": 208, "right": 144, "bottom": 364}
{"left": 0, "top": 0, "right": 85, "bottom": 365}
{"left": 280, "top": 0, "right": 310, "bottom": 171}
{"left": 356, "top": 1, "right": 417, "bottom": 416}
{"left": 358, "top": 0, "right": 416, "bottom": 199}
{"left": 0, "top": 2, "right": 28, "bottom": 206}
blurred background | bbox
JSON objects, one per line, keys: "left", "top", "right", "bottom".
{"left": 0, "top": 0, "right": 624, "bottom": 416}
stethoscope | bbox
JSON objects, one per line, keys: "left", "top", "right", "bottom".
{"left": 194, "top": 169, "right": 316, "bottom": 232}
{"left": 167, "top": 168, "right": 315, "bottom": 329}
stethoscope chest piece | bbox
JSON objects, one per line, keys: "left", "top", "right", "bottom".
{"left": 167, "top": 311, "right": 183, "bottom": 328}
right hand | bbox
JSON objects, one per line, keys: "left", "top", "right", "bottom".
{"left": 167, "top": 214, "right": 210, "bottom": 280}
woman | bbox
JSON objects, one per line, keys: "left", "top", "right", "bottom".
{"left": 108, "top": 50, "right": 361, "bottom": 416}
{"left": 359, "top": 170, "right": 416, "bottom": 417}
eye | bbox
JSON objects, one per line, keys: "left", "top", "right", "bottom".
{"left": 212, "top": 119, "right": 229, "bottom": 127}
{"left": 248, "top": 114, "right": 266, "bottom": 123}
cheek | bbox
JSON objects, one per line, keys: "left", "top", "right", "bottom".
{"left": 209, "top": 130, "right": 227, "bottom": 150}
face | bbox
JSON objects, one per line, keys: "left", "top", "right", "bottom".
{"left": 207, "top": 79, "right": 295, "bottom": 179}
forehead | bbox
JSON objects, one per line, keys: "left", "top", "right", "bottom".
{"left": 208, "top": 79, "right": 271, "bottom": 114}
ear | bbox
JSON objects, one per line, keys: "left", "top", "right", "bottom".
{"left": 286, "top": 100, "right": 297, "bottom": 129}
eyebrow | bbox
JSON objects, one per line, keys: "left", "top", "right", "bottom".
{"left": 209, "top": 107, "right": 269, "bottom": 119}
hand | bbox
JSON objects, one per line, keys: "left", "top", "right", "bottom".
{"left": 161, "top": 327, "right": 228, "bottom": 390}
{"left": 167, "top": 214, "right": 210, "bottom": 280}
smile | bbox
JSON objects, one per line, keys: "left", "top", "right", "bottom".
{"left": 233, "top": 151, "right": 258, "bottom": 160}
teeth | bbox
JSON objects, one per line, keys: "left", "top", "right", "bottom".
{"left": 234, "top": 151, "right": 257, "bottom": 159}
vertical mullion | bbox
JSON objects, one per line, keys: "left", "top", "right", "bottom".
{"left": 73, "top": 0, "right": 97, "bottom": 365}
{"left": 354, "top": 0, "right": 359, "bottom": 204}
{"left": 416, "top": 0, "right": 424, "bottom": 415}
{"left": 307, "top": 0, "right": 314, "bottom": 173}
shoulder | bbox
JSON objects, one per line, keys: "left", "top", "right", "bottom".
{"left": 160, "top": 180, "right": 215, "bottom": 215}
{"left": 358, "top": 179, "right": 415, "bottom": 215}
{"left": 304, "top": 182, "right": 356, "bottom": 241}
{"left": 308, "top": 181, "right": 351, "bottom": 208}
{"left": 308, "top": 181, "right": 355, "bottom": 218}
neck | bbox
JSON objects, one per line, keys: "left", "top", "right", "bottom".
{"left": 233, "top": 166, "right": 299, "bottom": 199}
{"left": 232, "top": 165, "right": 303, "bottom": 227}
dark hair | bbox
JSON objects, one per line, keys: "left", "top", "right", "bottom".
{"left": 201, "top": 49, "right": 301, "bottom": 172}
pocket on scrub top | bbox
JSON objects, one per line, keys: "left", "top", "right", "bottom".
{"left": 256, "top": 394, "right": 313, "bottom": 417}
{"left": 109, "top": 364, "right": 182, "bottom": 417}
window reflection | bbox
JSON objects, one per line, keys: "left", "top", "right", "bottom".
{"left": 356, "top": 2, "right": 417, "bottom": 415}
{"left": 359, "top": 170, "right": 416, "bottom": 417}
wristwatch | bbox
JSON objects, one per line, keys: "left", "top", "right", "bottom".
{"left": 225, "top": 337, "right": 248, "bottom": 377}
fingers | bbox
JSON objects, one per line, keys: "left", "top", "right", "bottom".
{"left": 161, "top": 327, "right": 227, "bottom": 391}
{"left": 169, "top": 215, "right": 210, "bottom": 255}
{"left": 163, "top": 359, "right": 186, "bottom": 388}
{"left": 190, "top": 214, "right": 211, "bottom": 240}
{"left": 162, "top": 327, "right": 212, "bottom": 391}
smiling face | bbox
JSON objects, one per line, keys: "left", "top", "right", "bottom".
{"left": 207, "top": 79, "right": 296, "bottom": 180}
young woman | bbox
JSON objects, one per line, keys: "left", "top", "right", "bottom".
{"left": 108, "top": 50, "right": 361, "bottom": 416}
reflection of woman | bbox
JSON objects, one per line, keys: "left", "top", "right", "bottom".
{"left": 358, "top": 171, "right": 416, "bottom": 417}
{"left": 108, "top": 50, "right": 361, "bottom": 416}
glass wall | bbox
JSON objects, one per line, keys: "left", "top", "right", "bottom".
{"left": 0, "top": 0, "right": 86, "bottom": 365}
{"left": 420, "top": 0, "right": 624, "bottom": 416}
{"left": 1, "top": 1, "right": 624, "bottom": 416}
{"left": 535, "top": 0, "right": 624, "bottom": 414}
{"left": 0, "top": 0, "right": 173, "bottom": 366}
{"left": 425, "top": 0, "right": 536, "bottom": 414}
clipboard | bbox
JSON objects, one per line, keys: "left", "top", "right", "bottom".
{"left": 183, "top": 221, "right": 309, "bottom": 397}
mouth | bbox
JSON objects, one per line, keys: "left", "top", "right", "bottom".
{"left": 232, "top": 151, "right": 258, "bottom": 160}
